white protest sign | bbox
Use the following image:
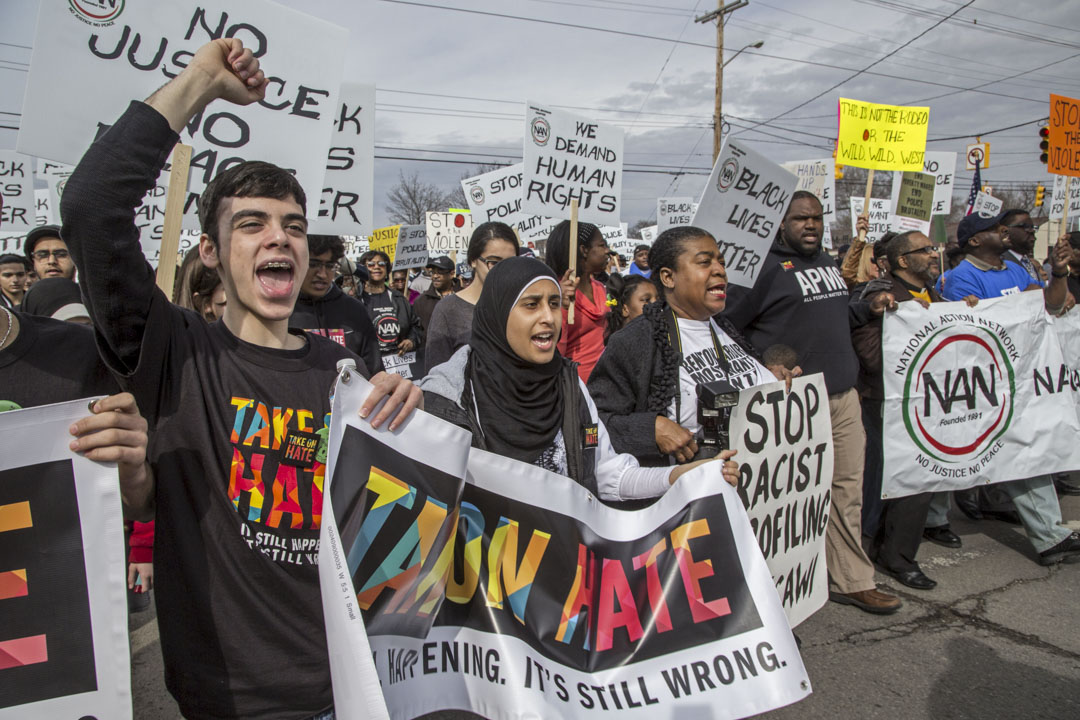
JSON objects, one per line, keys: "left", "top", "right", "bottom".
{"left": 0, "top": 151, "right": 35, "bottom": 234}
{"left": 35, "top": 158, "right": 71, "bottom": 177}
{"left": 780, "top": 159, "right": 835, "bottom": 221}
{"left": 34, "top": 189, "right": 51, "bottom": 226}
{"left": 425, "top": 211, "right": 474, "bottom": 258}
{"left": 890, "top": 171, "right": 936, "bottom": 236}
{"left": 18, "top": 1, "right": 347, "bottom": 232}
{"left": 392, "top": 225, "right": 428, "bottom": 271}
{"left": 309, "top": 82, "right": 374, "bottom": 236}
{"left": 656, "top": 197, "right": 698, "bottom": 235}
{"left": 461, "top": 163, "right": 558, "bottom": 242}
{"left": 971, "top": 192, "right": 1003, "bottom": 218}
{"left": 1049, "top": 175, "right": 1080, "bottom": 220}
{"left": 693, "top": 139, "right": 798, "bottom": 288}
{"left": 889, "top": 151, "right": 956, "bottom": 216}
{"left": 731, "top": 375, "right": 833, "bottom": 628}
{"left": 0, "top": 399, "right": 133, "bottom": 719}
{"left": 639, "top": 225, "right": 658, "bottom": 245}
{"left": 882, "top": 293, "right": 1080, "bottom": 497}
{"left": 0, "top": 233, "right": 29, "bottom": 255}
{"left": 521, "top": 102, "right": 623, "bottom": 226}
{"left": 849, "top": 197, "right": 892, "bottom": 243}
{"left": 600, "top": 222, "right": 632, "bottom": 258}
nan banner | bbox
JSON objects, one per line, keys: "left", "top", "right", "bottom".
{"left": 693, "top": 140, "right": 798, "bottom": 289}
{"left": 881, "top": 293, "right": 1080, "bottom": 498}
{"left": 0, "top": 400, "right": 131, "bottom": 719}
{"left": 731, "top": 376, "right": 833, "bottom": 628}
{"left": 19, "top": 0, "right": 347, "bottom": 231}
{"left": 320, "top": 374, "right": 811, "bottom": 720}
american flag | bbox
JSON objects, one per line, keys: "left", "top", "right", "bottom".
{"left": 965, "top": 159, "right": 982, "bottom": 216}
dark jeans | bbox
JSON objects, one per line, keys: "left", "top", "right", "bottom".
{"left": 861, "top": 397, "right": 885, "bottom": 537}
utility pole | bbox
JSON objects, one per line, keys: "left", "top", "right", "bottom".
{"left": 696, "top": 0, "right": 750, "bottom": 162}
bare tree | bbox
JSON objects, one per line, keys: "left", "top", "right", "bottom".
{"left": 443, "top": 163, "right": 507, "bottom": 211}
{"left": 384, "top": 170, "right": 453, "bottom": 225}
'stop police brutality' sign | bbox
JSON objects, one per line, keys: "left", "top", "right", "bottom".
{"left": 692, "top": 139, "right": 798, "bottom": 289}
{"left": 461, "top": 163, "right": 559, "bottom": 242}
{"left": 18, "top": 0, "right": 347, "bottom": 232}
{"left": 521, "top": 102, "right": 624, "bottom": 227}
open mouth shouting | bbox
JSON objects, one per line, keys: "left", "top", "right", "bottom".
{"left": 256, "top": 258, "right": 295, "bottom": 299}
{"left": 531, "top": 331, "right": 555, "bottom": 351}
{"left": 707, "top": 281, "right": 727, "bottom": 302}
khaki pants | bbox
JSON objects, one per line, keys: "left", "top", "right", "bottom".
{"left": 826, "top": 388, "right": 876, "bottom": 594}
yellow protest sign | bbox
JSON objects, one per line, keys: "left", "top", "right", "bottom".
{"left": 369, "top": 225, "right": 401, "bottom": 265}
{"left": 836, "top": 98, "right": 930, "bottom": 172}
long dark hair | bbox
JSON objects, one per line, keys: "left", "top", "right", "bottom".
{"left": 604, "top": 274, "right": 651, "bottom": 343}
{"left": 545, "top": 220, "right": 601, "bottom": 279}
{"left": 467, "top": 221, "right": 520, "bottom": 265}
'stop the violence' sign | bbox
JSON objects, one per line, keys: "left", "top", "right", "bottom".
{"left": 17, "top": 0, "right": 347, "bottom": 231}
{"left": 521, "top": 102, "right": 624, "bottom": 226}
{"left": 1049, "top": 94, "right": 1080, "bottom": 177}
{"left": 836, "top": 98, "right": 929, "bottom": 172}
{"left": 692, "top": 139, "right": 798, "bottom": 289}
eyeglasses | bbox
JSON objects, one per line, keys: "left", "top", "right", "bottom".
{"left": 32, "top": 249, "right": 69, "bottom": 261}
{"left": 901, "top": 246, "right": 937, "bottom": 257}
{"left": 366, "top": 260, "right": 388, "bottom": 268}
{"left": 309, "top": 260, "right": 339, "bottom": 273}
{"left": 478, "top": 256, "right": 504, "bottom": 269}
{"left": 1006, "top": 223, "right": 1036, "bottom": 232}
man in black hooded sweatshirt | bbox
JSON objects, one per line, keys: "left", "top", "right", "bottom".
{"left": 722, "top": 190, "right": 902, "bottom": 615}
{"left": 290, "top": 234, "right": 380, "bottom": 375}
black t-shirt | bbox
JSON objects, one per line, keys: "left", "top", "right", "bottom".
{"left": 0, "top": 312, "right": 119, "bottom": 410}
{"left": 60, "top": 100, "right": 366, "bottom": 720}
{"left": 363, "top": 288, "right": 403, "bottom": 354}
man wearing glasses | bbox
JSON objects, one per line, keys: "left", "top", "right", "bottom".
{"left": 290, "top": 234, "right": 381, "bottom": 375}
{"left": 1000, "top": 209, "right": 1046, "bottom": 284}
{"left": 25, "top": 224, "right": 75, "bottom": 280}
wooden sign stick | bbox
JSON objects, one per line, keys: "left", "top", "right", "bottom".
{"left": 155, "top": 143, "right": 193, "bottom": 296}
{"left": 567, "top": 198, "right": 579, "bottom": 325}
{"left": 857, "top": 169, "right": 874, "bottom": 243}
{"left": 1062, "top": 184, "right": 1071, "bottom": 240}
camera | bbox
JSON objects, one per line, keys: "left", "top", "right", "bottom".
{"left": 695, "top": 381, "right": 740, "bottom": 459}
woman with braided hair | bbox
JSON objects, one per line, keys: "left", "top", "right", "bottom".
{"left": 588, "top": 226, "right": 798, "bottom": 466}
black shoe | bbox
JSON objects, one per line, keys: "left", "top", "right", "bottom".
{"left": 954, "top": 489, "right": 983, "bottom": 520}
{"left": 882, "top": 567, "right": 937, "bottom": 590}
{"left": 923, "top": 525, "right": 962, "bottom": 548}
{"left": 1038, "top": 532, "right": 1080, "bottom": 566}
{"left": 984, "top": 509, "right": 1022, "bottom": 526}
{"left": 1054, "top": 476, "right": 1080, "bottom": 496}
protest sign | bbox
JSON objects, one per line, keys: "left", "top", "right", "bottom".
{"left": 18, "top": 1, "right": 347, "bottom": 232}
{"left": 461, "top": 163, "right": 558, "bottom": 242}
{"left": 848, "top": 197, "right": 892, "bottom": 243}
{"left": 309, "top": 82, "right": 375, "bottom": 236}
{"left": 731, "top": 375, "right": 833, "bottom": 628}
{"left": 321, "top": 373, "right": 811, "bottom": 720}
{"left": 0, "top": 151, "right": 35, "bottom": 234}
{"left": 836, "top": 98, "right": 929, "bottom": 172}
{"left": 425, "top": 211, "right": 474, "bottom": 258}
{"left": 693, "top": 139, "right": 798, "bottom": 288}
{"left": 370, "top": 225, "right": 401, "bottom": 265}
{"left": 34, "top": 189, "right": 50, "bottom": 226}
{"left": 1049, "top": 175, "right": 1080, "bottom": 221}
{"left": 780, "top": 160, "right": 835, "bottom": 222}
{"left": 0, "top": 399, "right": 132, "bottom": 719}
{"left": 393, "top": 225, "right": 429, "bottom": 271}
{"left": 0, "top": 234, "right": 29, "bottom": 256}
{"left": 656, "top": 197, "right": 699, "bottom": 235}
{"left": 891, "top": 172, "right": 936, "bottom": 235}
{"left": 1048, "top": 94, "right": 1080, "bottom": 177}
{"left": 521, "top": 102, "right": 624, "bottom": 226}
{"left": 640, "top": 225, "right": 658, "bottom": 245}
{"left": 971, "top": 192, "right": 1003, "bottom": 218}
{"left": 345, "top": 235, "right": 370, "bottom": 261}
{"left": 601, "top": 223, "right": 632, "bottom": 258}
{"left": 889, "top": 152, "right": 956, "bottom": 217}
{"left": 881, "top": 293, "right": 1080, "bottom": 498}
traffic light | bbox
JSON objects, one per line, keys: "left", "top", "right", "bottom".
{"left": 1039, "top": 127, "right": 1049, "bottom": 164}
{"left": 1035, "top": 184, "right": 1046, "bottom": 207}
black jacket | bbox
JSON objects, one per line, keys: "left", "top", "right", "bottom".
{"left": 290, "top": 284, "right": 380, "bottom": 375}
{"left": 358, "top": 287, "right": 423, "bottom": 355}
{"left": 413, "top": 284, "right": 449, "bottom": 332}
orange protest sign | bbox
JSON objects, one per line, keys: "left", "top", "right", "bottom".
{"left": 1049, "top": 94, "right": 1080, "bottom": 177}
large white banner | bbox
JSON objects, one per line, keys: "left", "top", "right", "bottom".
{"left": 0, "top": 151, "right": 35, "bottom": 235}
{"left": 881, "top": 293, "right": 1080, "bottom": 498}
{"left": 321, "top": 374, "right": 811, "bottom": 720}
{"left": 656, "top": 197, "right": 699, "bottom": 235}
{"left": 461, "top": 163, "right": 559, "bottom": 242}
{"left": 0, "top": 400, "right": 131, "bottom": 719}
{"left": 693, "top": 140, "right": 798, "bottom": 288}
{"left": 522, "top": 102, "right": 624, "bottom": 226}
{"left": 731, "top": 376, "right": 833, "bottom": 628}
{"left": 18, "top": 0, "right": 347, "bottom": 231}
{"left": 889, "top": 151, "right": 956, "bottom": 217}
{"left": 309, "top": 82, "right": 375, "bottom": 236}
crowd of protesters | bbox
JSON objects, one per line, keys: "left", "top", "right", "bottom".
{"left": 2, "top": 38, "right": 1079, "bottom": 720}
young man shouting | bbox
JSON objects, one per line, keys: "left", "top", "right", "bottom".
{"left": 61, "top": 39, "right": 421, "bottom": 720}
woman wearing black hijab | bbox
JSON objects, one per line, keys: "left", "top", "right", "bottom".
{"left": 420, "top": 256, "right": 737, "bottom": 502}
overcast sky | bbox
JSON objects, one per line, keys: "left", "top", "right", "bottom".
{"left": 2, "top": 0, "right": 1078, "bottom": 229}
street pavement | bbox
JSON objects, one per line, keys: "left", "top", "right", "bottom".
{"left": 129, "top": 494, "right": 1080, "bottom": 719}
